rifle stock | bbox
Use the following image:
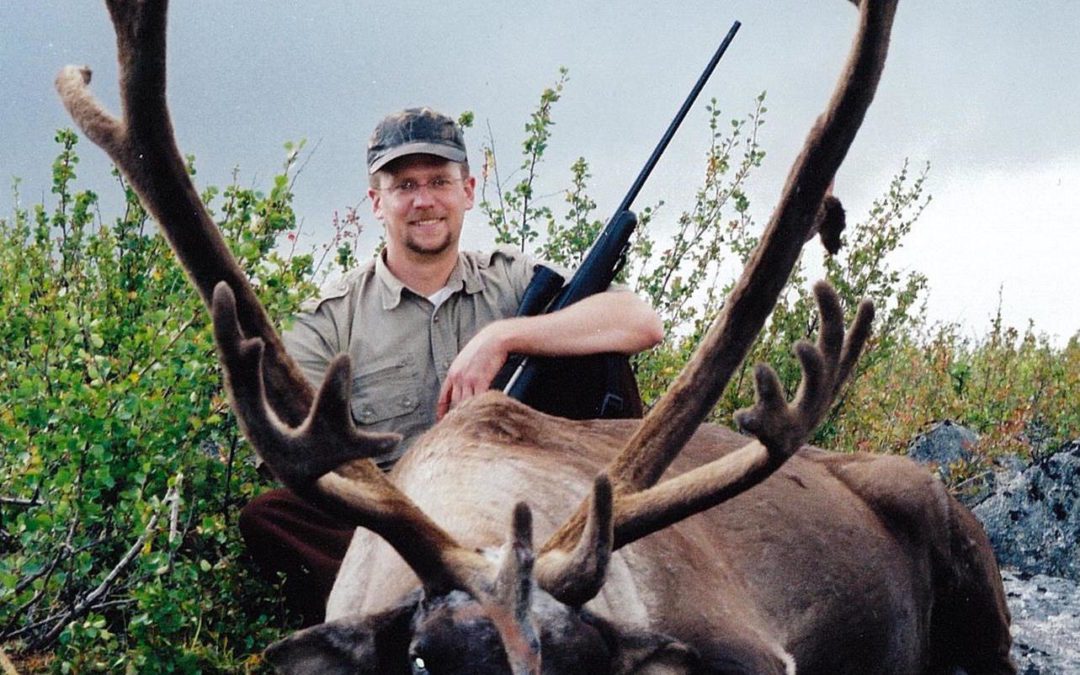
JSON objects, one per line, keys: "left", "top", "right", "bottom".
{"left": 490, "top": 265, "right": 565, "bottom": 392}
{"left": 492, "top": 210, "right": 637, "bottom": 399}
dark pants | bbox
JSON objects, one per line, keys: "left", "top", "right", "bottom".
{"left": 238, "top": 488, "right": 355, "bottom": 626}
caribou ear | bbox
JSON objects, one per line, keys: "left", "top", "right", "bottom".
{"left": 265, "top": 594, "right": 418, "bottom": 674}
{"left": 583, "top": 613, "right": 700, "bottom": 675}
{"left": 611, "top": 633, "right": 699, "bottom": 675}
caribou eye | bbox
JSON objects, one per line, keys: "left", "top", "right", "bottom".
{"left": 411, "top": 654, "right": 429, "bottom": 674}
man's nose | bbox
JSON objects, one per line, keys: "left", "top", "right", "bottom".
{"left": 410, "top": 184, "right": 438, "bottom": 207}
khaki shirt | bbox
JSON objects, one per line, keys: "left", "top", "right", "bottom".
{"left": 283, "top": 247, "right": 557, "bottom": 466}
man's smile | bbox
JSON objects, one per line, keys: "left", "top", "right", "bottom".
{"left": 412, "top": 217, "right": 445, "bottom": 227}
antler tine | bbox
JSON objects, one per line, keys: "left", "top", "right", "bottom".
{"left": 211, "top": 284, "right": 399, "bottom": 483}
{"left": 534, "top": 476, "right": 613, "bottom": 606}
{"left": 477, "top": 505, "right": 542, "bottom": 675}
{"left": 540, "top": 0, "right": 898, "bottom": 564}
{"left": 587, "top": 285, "right": 873, "bottom": 559}
{"left": 834, "top": 298, "right": 875, "bottom": 395}
{"left": 494, "top": 504, "right": 537, "bottom": 626}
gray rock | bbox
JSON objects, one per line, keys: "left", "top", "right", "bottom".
{"left": 973, "top": 441, "right": 1080, "bottom": 581}
{"left": 907, "top": 419, "right": 979, "bottom": 470}
{"left": 1003, "top": 569, "right": 1080, "bottom": 673}
{"left": 907, "top": 420, "right": 992, "bottom": 505}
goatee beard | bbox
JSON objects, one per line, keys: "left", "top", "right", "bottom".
{"left": 405, "top": 232, "right": 453, "bottom": 257}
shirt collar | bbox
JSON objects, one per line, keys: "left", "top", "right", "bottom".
{"left": 375, "top": 250, "right": 486, "bottom": 310}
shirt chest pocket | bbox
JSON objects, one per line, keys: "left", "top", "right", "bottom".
{"left": 350, "top": 355, "right": 421, "bottom": 425}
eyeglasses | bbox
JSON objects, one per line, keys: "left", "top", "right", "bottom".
{"left": 379, "top": 176, "right": 464, "bottom": 197}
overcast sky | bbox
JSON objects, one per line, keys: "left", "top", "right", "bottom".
{"left": 3, "top": 1, "right": 1078, "bottom": 344}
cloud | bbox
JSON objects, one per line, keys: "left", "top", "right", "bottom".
{"left": 897, "top": 159, "right": 1080, "bottom": 344}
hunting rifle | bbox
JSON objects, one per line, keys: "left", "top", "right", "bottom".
{"left": 491, "top": 20, "right": 742, "bottom": 419}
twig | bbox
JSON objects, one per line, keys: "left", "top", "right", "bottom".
{"left": 1, "top": 597, "right": 131, "bottom": 644}
{"left": 168, "top": 484, "right": 200, "bottom": 575}
{"left": 484, "top": 119, "right": 509, "bottom": 235}
{"left": 8, "top": 534, "right": 109, "bottom": 602}
{"left": 0, "top": 497, "right": 41, "bottom": 508}
{"left": 168, "top": 473, "right": 183, "bottom": 545}
{"left": 27, "top": 485, "right": 176, "bottom": 651}
{"left": 222, "top": 430, "right": 239, "bottom": 520}
{"left": 951, "top": 468, "right": 994, "bottom": 495}
{"left": 289, "top": 137, "right": 321, "bottom": 192}
{"left": 2, "top": 511, "right": 80, "bottom": 638}
{"left": 5, "top": 611, "right": 63, "bottom": 641}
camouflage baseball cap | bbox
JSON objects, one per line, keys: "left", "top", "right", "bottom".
{"left": 367, "top": 107, "right": 467, "bottom": 174}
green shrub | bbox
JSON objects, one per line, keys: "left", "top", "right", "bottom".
{"left": 837, "top": 315, "right": 1080, "bottom": 461}
{"left": 0, "top": 130, "right": 317, "bottom": 672}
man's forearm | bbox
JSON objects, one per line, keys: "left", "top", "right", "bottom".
{"left": 496, "top": 291, "right": 663, "bottom": 357}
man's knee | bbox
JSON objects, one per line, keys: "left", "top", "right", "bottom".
{"left": 239, "top": 488, "right": 291, "bottom": 545}
{"left": 238, "top": 488, "right": 354, "bottom": 567}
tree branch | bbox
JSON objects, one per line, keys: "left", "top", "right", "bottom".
{"left": 0, "top": 497, "right": 42, "bottom": 508}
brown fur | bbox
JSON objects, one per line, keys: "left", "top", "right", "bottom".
{"left": 335, "top": 394, "right": 1011, "bottom": 671}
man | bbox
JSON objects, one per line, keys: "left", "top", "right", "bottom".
{"left": 240, "top": 107, "right": 663, "bottom": 623}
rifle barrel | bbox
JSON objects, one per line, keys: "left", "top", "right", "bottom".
{"left": 616, "top": 20, "right": 741, "bottom": 215}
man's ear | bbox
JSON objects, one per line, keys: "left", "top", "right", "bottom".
{"left": 583, "top": 612, "right": 700, "bottom": 675}
{"left": 462, "top": 174, "right": 477, "bottom": 210}
{"left": 369, "top": 185, "right": 385, "bottom": 221}
{"left": 265, "top": 593, "right": 418, "bottom": 674}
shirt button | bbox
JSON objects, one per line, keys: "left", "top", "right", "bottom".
{"left": 433, "top": 315, "right": 440, "bottom": 323}
{"left": 403, "top": 397, "right": 413, "bottom": 407}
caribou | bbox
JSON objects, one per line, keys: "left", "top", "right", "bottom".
{"left": 57, "top": 0, "right": 1015, "bottom": 672}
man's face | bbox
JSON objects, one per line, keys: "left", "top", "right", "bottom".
{"left": 369, "top": 155, "right": 476, "bottom": 259}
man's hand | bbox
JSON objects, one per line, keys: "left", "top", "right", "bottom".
{"left": 436, "top": 292, "right": 662, "bottom": 420}
{"left": 436, "top": 322, "right": 511, "bottom": 420}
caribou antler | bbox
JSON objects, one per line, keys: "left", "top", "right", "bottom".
{"left": 536, "top": 0, "right": 896, "bottom": 605}
{"left": 610, "top": 0, "right": 895, "bottom": 493}
{"left": 56, "top": 0, "right": 489, "bottom": 597}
